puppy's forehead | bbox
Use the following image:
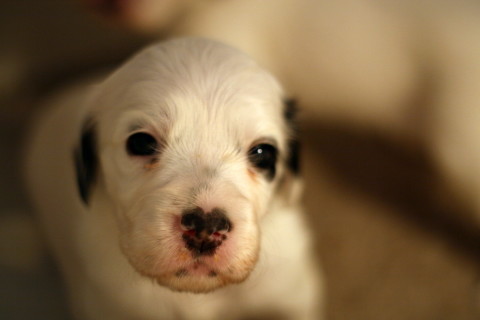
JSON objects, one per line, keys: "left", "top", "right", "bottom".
{"left": 167, "top": 91, "right": 282, "bottom": 149}
{"left": 96, "top": 38, "right": 285, "bottom": 144}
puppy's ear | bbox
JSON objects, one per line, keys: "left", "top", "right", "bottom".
{"left": 284, "top": 98, "right": 300, "bottom": 176}
{"left": 74, "top": 121, "right": 98, "bottom": 204}
{"left": 277, "top": 98, "right": 302, "bottom": 205}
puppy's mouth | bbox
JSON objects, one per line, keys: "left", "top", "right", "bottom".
{"left": 123, "top": 209, "right": 259, "bottom": 293}
{"left": 174, "top": 260, "right": 220, "bottom": 279}
{"left": 150, "top": 255, "right": 253, "bottom": 293}
{"left": 150, "top": 233, "right": 257, "bottom": 293}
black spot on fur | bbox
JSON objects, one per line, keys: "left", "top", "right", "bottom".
{"left": 283, "top": 98, "right": 301, "bottom": 175}
{"left": 74, "top": 122, "right": 97, "bottom": 204}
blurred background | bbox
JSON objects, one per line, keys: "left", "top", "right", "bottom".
{"left": 1, "top": 0, "right": 480, "bottom": 319}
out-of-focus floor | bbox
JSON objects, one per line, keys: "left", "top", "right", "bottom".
{"left": 1, "top": 1, "right": 479, "bottom": 319}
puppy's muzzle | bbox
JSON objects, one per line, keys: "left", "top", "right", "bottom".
{"left": 181, "top": 207, "right": 231, "bottom": 257}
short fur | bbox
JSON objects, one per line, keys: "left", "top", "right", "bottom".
{"left": 25, "top": 38, "right": 322, "bottom": 320}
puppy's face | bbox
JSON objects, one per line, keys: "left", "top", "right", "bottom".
{"left": 76, "top": 39, "right": 297, "bottom": 292}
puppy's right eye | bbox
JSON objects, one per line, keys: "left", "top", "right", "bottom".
{"left": 126, "top": 132, "right": 158, "bottom": 156}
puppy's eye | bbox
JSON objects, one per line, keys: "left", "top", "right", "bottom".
{"left": 126, "top": 132, "right": 158, "bottom": 156}
{"left": 248, "top": 144, "right": 277, "bottom": 170}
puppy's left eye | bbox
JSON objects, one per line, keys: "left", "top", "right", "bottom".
{"left": 248, "top": 143, "right": 277, "bottom": 171}
{"left": 126, "top": 132, "right": 158, "bottom": 156}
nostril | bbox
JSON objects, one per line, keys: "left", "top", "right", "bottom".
{"left": 207, "top": 219, "right": 229, "bottom": 236}
{"left": 208, "top": 209, "right": 231, "bottom": 234}
{"left": 180, "top": 211, "right": 205, "bottom": 233}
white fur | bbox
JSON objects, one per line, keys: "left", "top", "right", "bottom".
{"left": 25, "top": 38, "right": 322, "bottom": 319}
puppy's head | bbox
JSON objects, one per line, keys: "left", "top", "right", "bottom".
{"left": 75, "top": 38, "right": 299, "bottom": 292}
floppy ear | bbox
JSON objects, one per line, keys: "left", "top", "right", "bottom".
{"left": 74, "top": 121, "right": 98, "bottom": 204}
{"left": 284, "top": 98, "right": 300, "bottom": 176}
{"left": 277, "top": 98, "right": 302, "bottom": 205}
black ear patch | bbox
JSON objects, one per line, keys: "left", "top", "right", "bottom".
{"left": 284, "top": 98, "right": 300, "bottom": 175}
{"left": 74, "top": 122, "right": 98, "bottom": 204}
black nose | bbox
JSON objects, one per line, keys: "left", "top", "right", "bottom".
{"left": 181, "top": 207, "right": 231, "bottom": 256}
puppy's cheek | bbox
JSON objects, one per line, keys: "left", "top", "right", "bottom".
{"left": 246, "top": 178, "right": 277, "bottom": 220}
{"left": 120, "top": 206, "right": 176, "bottom": 256}
{"left": 98, "top": 155, "right": 129, "bottom": 202}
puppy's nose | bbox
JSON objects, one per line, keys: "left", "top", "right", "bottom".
{"left": 181, "top": 207, "right": 231, "bottom": 256}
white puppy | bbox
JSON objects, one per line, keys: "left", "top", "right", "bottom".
{"left": 24, "top": 38, "right": 322, "bottom": 319}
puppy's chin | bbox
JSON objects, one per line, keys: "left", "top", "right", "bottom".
{"left": 136, "top": 257, "right": 258, "bottom": 293}
{"left": 155, "top": 269, "right": 252, "bottom": 293}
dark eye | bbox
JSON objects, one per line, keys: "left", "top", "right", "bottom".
{"left": 126, "top": 132, "right": 158, "bottom": 156}
{"left": 248, "top": 143, "right": 277, "bottom": 177}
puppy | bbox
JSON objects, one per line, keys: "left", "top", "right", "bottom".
{"left": 24, "top": 38, "right": 322, "bottom": 319}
